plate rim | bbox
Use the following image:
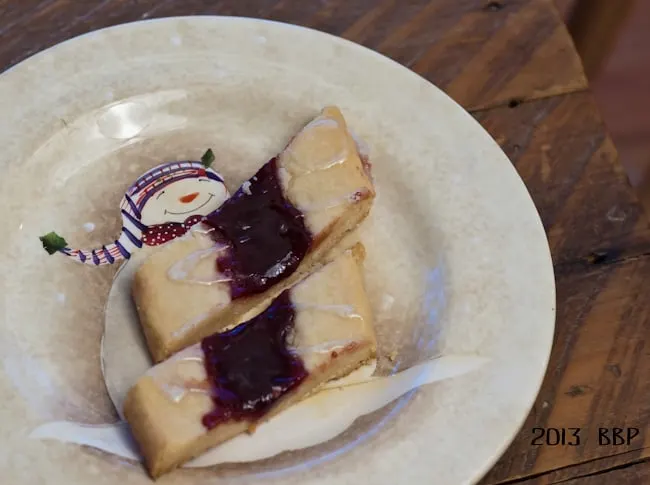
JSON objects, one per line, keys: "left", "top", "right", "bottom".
{"left": 0, "top": 15, "right": 557, "bottom": 485}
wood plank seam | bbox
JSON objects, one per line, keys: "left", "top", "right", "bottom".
{"left": 467, "top": 86, "right": 588, "bottom": 114}
{"left": 551, "top": 457, "right": 650, "bottom": 484}
{"left": 481, "top": 252, "right": 650, "bottom": 484}
{"left": 554, "top": 249, "right": 650, "bottom": 275}
{"left": 0, "top": 0, "right": 590, "bottom": 114}
{"left": 473, "top": 89, "right": 650, "bottom": 267}
{"left": 491, "top": 450, "right": 650, "bottom": 485}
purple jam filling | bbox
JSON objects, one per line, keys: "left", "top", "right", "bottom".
{"left": 204, "top": 157, "right": 312, "bottom": 299}
{"left": 201, "top": 291, "right": 307, "bottom": 429}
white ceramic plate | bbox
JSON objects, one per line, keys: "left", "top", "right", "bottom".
{"left": 0, "top": 17, "right": 555, "bottom": 485}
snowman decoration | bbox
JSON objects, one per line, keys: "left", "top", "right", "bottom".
{"left": 39, "top": 150, "right": 229, "bottom": 264}
{"left": 37, "top": 149, "right": 232, "bottom": 424}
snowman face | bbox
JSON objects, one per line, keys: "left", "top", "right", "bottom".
{"left": 139, "top": 176, "right": 228, "bottom": 226}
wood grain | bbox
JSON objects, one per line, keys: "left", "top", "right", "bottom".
{"left": 502, "top": 454, "right": 650, "bottom": 484}
{"left": 477, "top": 88, "right": 650, "bottom": 484}
{"left": 475, "top": 92, "right": 650, "bottom": 265}
{"left": 481, "top": 254, "right": 650, "bottom": 484}
{"left": 503, "top": 455, "right": 650, "bottom": 484}
{"left": 567, "top": 0, "right": 637, "bottom": 79}
{"left": 0, "top": 0, "right": 586, "bottom": 112}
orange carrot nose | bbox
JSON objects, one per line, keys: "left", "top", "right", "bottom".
{"left": 179, "top": 192, "right": 199, "bottom": 204}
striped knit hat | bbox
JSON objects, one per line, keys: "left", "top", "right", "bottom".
{"left": 60, "top": 160, "right": 227, "bottom": 266}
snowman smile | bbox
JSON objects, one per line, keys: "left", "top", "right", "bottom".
{"left": 164, "top": 194, "right": 216, "bottom": 216}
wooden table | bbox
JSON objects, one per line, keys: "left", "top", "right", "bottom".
{"left": 3, "top": 1, "right": 649, "bottom": 483}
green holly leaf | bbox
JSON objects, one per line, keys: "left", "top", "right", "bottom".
{"left": 201, "top": 148, "right": 215, "bottom": 168}
{"left": 40, "top": 231, "right": 68, "bottom": 255}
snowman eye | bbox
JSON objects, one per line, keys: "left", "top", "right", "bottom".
{"left": 198, "top": 178, "right": 210, "bottom": 182}
{"left": 155, "top": 190, "right": 166, "bottom": 200}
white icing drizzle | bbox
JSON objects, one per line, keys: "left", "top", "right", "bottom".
{"left": 190, "top": 223, "right": 216, "bottom": 237}
{"left": 291, "top": 339, "right": 358, "bottom": 354}
{"left": 282, "top": 116, "right": 370, "bottom": 215}
{"left": 147, "top": 345, "right": 208, "bottom": 403}
{"left": 286, "top": 149, "right": 347, "bottom": 175}
{"left": 305, "top": 118, "right": 339, "bottom": 130}
{"left": 147, "top": 344, "right": 204, "bottom": 367}
{"left": 295, "top": 191, "right": 365, "bottom": 213}
{"left": 148, "top": 340, "right": 374, "bottom": 404}
{"left": 171, "top": 307, "right": 224, "bottom": 339}
{"left": 284, "top": 116, "right": 348, "bottom": 175}
{"left": 158, "top": 381, "right": 194, "bottom": 403}
{"left": 292, "top": 303, "right": 363, "bottom": 320}
{"left": 155, "top": 302, "right": 364, "bottom": 403}
{"left": 167, "top": 245, "right": 230, "bottom": 286}
{"left": 241, "top": 181, "right": 252, "bottom": 195}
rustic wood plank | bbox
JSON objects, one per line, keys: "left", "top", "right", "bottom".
{"left": 406, "top": 0, "right": 587, "bottom": 110}
{"left": 503, "top": 455, "right": 650, "bottom": 484}
{"left": 567, "top": 0, "right": 637, "bottom": 79}
{"left": 480, "top": 254, "right": 650, "bottom": 484}
{"left": 0, "top": 0, "right": 587, "bottom": 112}
{"left": 548, "top": 458, "right": 650, "bottom": 484}
{"left": 474, "top": 91, "right": 650, "bottom": 265}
